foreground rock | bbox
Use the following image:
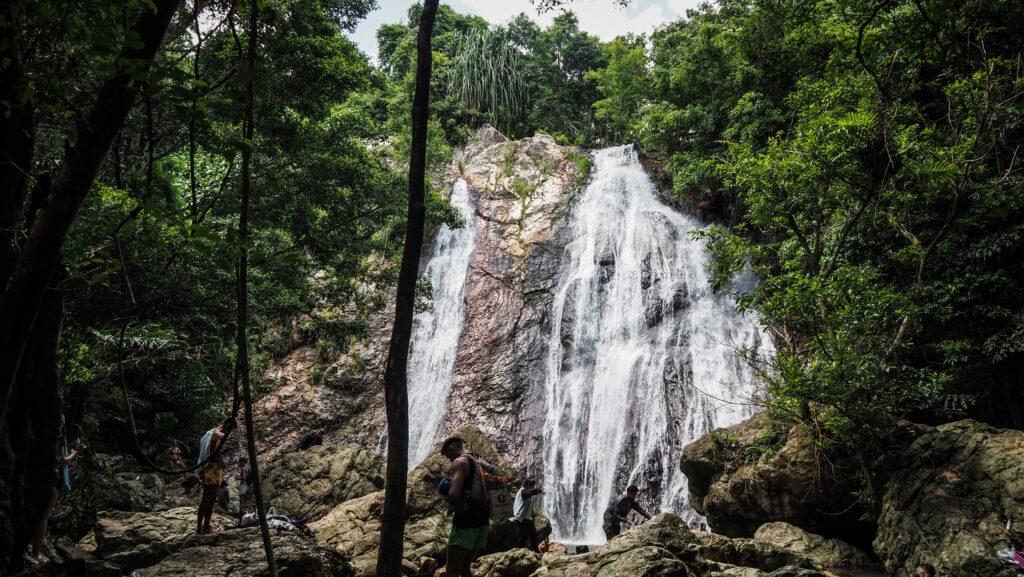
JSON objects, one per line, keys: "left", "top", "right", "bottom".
{"left": 874, "top": 420, "right": 1024, "bottom": 577}
{"left": 530, "top": 514, "right": 699, "bottom": 577}
{"left": 311, "top": 426, "right": 523, "bottom": 572}
{"left": 261, "top": 443, "right": 385, "bottom": 520}
{"left": 695, "top": 531, "right": 814, "bottom": 573}
{"left": 680, "top": 413, "right": 873, "bottom": 545}
{"left": 85, "top": 506, "right": 232, "bottom": 570}
{"left": 754, "top": 523, "right": 873, "bottom": 570}
{"left": 137, "top": 529, "right": 352, "bottom": 577}
{"left": 80, "top": 506, "right": 352, "bottom": 576}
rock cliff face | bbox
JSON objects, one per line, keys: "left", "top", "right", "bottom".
{"left": 251, "top": 125, "right": 587, "bottom": 472}
{"left": 441, "top": 126, "right": 586, "bottom": 469}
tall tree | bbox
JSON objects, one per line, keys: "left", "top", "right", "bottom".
{"left": 0, "top": 1, "right": 182, "bottom": 572}
{"left": 376, "top": 1, "right": 439, "bottom": 575}
{"left": 237, "top": 1, "right": 278, "bottom": 575}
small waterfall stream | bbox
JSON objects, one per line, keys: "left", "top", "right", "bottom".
{"left": 540, "top": 146, "right": 774, "bottom": 543}
{"left": 407, "top": 179, "right": 476, "bottom": 465}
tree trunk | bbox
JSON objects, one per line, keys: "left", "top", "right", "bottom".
{"left": 238, "top": 2, "right": 277, "bottom": 575}
{"left": 376, "top": 2, "right": 438, "bottom": 576}
{"left": 0, "top": 0, "right": 182, "bottom": 432}
{"left": 0, "top": 272, "right": 65, "bottom": 574}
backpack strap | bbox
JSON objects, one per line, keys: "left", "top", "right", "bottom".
{"left": 464, "top": 453, "right": 490, "bottom": 504}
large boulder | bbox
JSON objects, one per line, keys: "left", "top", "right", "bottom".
{"left": 874, "top": 420, "right": 1024, "bottom": 577}
{"left": 261, "top": 443, "right": 385, "bottom": 521}
{"left": 135, "top": 529, "right": 352, "bottom": 577}
{"left": 680, "top": 413, "right": 873, "bottom": 545}
{"left": 474, "top": 548, "right": 543, "bottom": 577}
{"left": 753, "top": 523, "right": 874, "bottom": 570}
{"left": 529, "top": 514, "right": 698, "bottom": 577}
{"left": 82, "top": 507, "right": 352, "bottom": 577}
{"left": 694, "top": 532, "right": 813, "bottom": 573}
{"left": 86, "top": 506, "right": 232, "bottom": 570}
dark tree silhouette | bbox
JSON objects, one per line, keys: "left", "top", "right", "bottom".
{"left": 376, "top": 1, "right": 439, "bottom": 576}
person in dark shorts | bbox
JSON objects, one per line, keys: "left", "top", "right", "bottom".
{"left": 509, "top": 478, "right": 543, "bottom": 551}
{"left": 602, "top": 484, "right": 651, "bottom": 540}
{"left": 441, "top": 436, "right": 489, "bottom": 577}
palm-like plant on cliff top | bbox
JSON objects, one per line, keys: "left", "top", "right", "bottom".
{"left": 448, "top": 28, "right": 529, "bottom": 135}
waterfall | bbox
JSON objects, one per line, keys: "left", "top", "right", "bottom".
{"left": 540, "top": 146, "right": 774, "bottom": 543}
{"left": 407, "top": 179, "right": 476, "bottom": 466}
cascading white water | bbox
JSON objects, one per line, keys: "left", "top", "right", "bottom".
{"left": 407, "top": 179, "right": 476, "bottom": 466}
{"left": 540, "top": 146, "right": 774, "bottom": 543}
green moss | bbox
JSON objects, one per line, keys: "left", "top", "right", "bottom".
{"left": 566, "top": 150, "right": 592, "bottom": 187}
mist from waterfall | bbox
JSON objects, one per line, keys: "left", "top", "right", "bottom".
{"left": 540, "top": 146, "right": 774, "bottom": 543}
{"left": 407, "top": 179, "right": 476, "bottom": 466}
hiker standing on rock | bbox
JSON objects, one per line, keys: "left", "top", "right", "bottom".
{"left": 509, "top": 478, "right": 543, "bottom": 552}
{"left": 602, "top": 484, "right": 651, "bottom": 540}
{"left": 441, "top": 436, "right": 489, "bottom": 577}
{"left": 238, "top": 456, "right": 253, "bottom": 504}
{"left": 196, "top": 416, "right": 235, "bottom": 534}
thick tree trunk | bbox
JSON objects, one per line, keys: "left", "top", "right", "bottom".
{"left": 0, "top": 274, "right": 65, "bottom": 574}
{"left": 0, "top": 0, "right": 182, "bottom": 432}
{"left": 376, "top": 2, "right": 438, "bottom": 576}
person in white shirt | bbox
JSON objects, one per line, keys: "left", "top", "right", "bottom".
{"left": 509, "top": 478, "right": 543, "bottom": 551}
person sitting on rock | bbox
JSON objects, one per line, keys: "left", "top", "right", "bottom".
{"left": 214, "top": 480, "right": 230, "bottom": 514}
{"left": 509, "top": 478, "right": 543, "bottom": 552}
{"left": 196, "top": 416, "right": 235, "bottom": 534}
{"left": 238, "top": 456, "right": 253, "bottom": 504}
{"left": 917, "top": 563, "right": 936, "bottom": 577}
{"left": 602, "top": 484, "right": 651, "bottom": 540}
{"left": 298, "top": 429, "right": 323, "bottom": 451}
{"left": 441, "top": 436, "right": 490, "bottom": 577}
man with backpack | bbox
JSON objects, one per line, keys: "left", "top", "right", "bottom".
{"left": 441, "top": 436, "right": 490, "bottom": 577}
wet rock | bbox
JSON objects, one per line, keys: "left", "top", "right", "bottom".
{"left": 761, "top": 567, "right": 826, "bottom": 577}
{"left": 261, "top": 443, "right": 385, "bottom": 521}
{"left": 695, "top": 531, "right": 813, "bottom": 573}
{"left": 681, "top": 413, "right": 872, "bottom": 545}
{"left": 754, "top": 523, "right": 873, "bottom": 569}
{"left": 474, "top": 548, "right": 542, "bottom": 577}
{"left": 530, "top": 514, "right": 696, "bottom": 577}
{"left": 874, "top": 420, "right": 1024, "bottom": 577}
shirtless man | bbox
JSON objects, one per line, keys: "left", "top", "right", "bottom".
{"left": 441, "top": 437, "right": 489, "bottom": 577}
{"left": 196, "top": 416, "right": 235, "bottom": 534}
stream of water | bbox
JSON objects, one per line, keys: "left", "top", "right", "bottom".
{"left": 539, "top": 145, "right": 774, "bottom": 543}
{"left": 406, "top": 179, "right": 477, "bottom": 465}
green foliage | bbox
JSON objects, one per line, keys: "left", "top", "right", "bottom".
{"left": 664, "top": 0, "right": 1024, "bottom": 450}
{"left": 447, "top": 28, "right": 529, "bottom": 134}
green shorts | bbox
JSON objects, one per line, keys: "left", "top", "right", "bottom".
{"left": 448, "top": 525, "right": 488, "bottom": 551}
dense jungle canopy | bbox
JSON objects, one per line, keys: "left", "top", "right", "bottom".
{"left": 0, "top": 0, "right": 1022, "bottom": 573}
